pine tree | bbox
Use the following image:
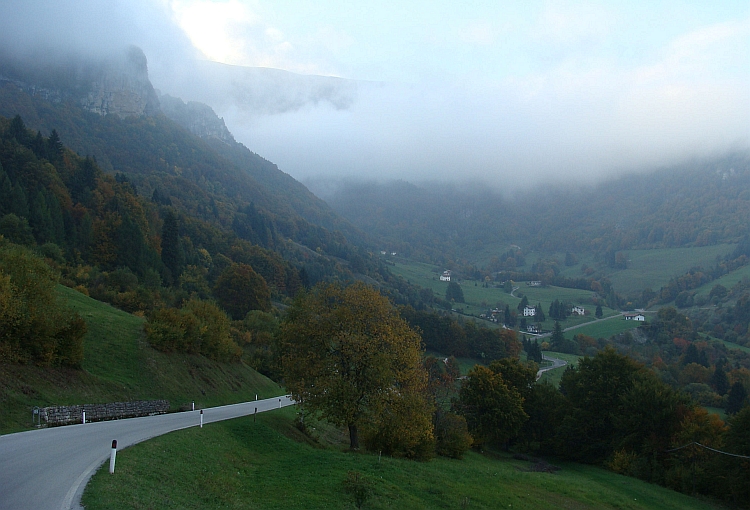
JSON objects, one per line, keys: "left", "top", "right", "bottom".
{"left": 8, "top": 115, "right": 28, "bottom": 145}
{"left": 711, "top": 365, "right": 729, "bottom": 396}
{"left": 726, "top": 382, "right": 748, "bottom": 415}
{"left": 46, "top": 129, "right": 64, "bottom": 159}
{"left": 0, "top": 164, "right": 12, "bottom": 216}
{"left": 550, "top": 321, "right": 565, "bottom": 351}
{"left": 161, "top": 210, "right": 181, "bottom": 283}
{"left": 10, "top": 181, "right": 29, "bottom": 218}
{"left": 595, "top": 304, "right": 603, "bottom": 319}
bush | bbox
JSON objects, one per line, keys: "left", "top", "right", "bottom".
{"left": 0, "top": 244, "right": 86, "bottom": 366}
{"left": 145, "top": 299, "right": 241, "bottom": 362}
{"left": 434, "top": 412, "right": 473, "bottom": 459}
{"left": 341, "top": 471, "right": 374, "bottom": 510}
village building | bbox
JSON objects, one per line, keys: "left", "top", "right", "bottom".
{"left": 440, "top": 270, "right": 452, "bottom": 282}
{"left": 623, "top": 313, "right": 646, "bottom": 321}
{"left": 527, "top": 324, "right": 542, "bottom": 334}
{"left": 523, "top": 305, "right": 536, "bottom": 317}
{"left": 571, "top": 305, "right": 585, "bottom": 315}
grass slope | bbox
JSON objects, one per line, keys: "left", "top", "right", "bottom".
{"left": 82, "top": 410, "right": 725, "bottom": 510}
{"left": 0, "top": 286, "right": 281, "bottom": 435}
{"left": 603, "top": 245, "right": 734, "bottom": 296}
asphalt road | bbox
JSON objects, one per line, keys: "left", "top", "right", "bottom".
{"left": 0, "top": 395, "right": 294, "bottom": 510}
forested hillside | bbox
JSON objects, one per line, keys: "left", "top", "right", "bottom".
{"left": 324, "top": 153, "right": 750, "bottom": 264}
{"left": 0, "top": 83, "right": 368, "bottom": 265}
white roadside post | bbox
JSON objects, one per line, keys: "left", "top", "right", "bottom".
{"left": 200, "top": 409, "right": 203, "bottom": 428}
{"left": 191, "top": 401, "right": 194, "bottom": 411}
{"left": 82, "top": 411, "right": 85, "bottom": 424}
{"left": 109, "top": 440, "right": 117, "bottom": 474}
{"left": 278, "top": 398, "right": 281, "bottom": 408}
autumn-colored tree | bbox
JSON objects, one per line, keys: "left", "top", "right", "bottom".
{"left": 0, "top": 244, "right": 86, "bottom": 366}
{"left": 213, "top": 263, "right": 271, "bottom": 319}
{"left": 144, "top": 299, "right": 240, "bottom": 362}
{"left": 279, "top": 282, "right": 432, "bottom": 452}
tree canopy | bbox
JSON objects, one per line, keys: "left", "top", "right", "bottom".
{"left": 279, "top": 282, "right": 433, "bottom": 454}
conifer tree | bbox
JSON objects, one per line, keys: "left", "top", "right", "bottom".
{"left": 161, "top": 210, "right": 181, "bottom": 283}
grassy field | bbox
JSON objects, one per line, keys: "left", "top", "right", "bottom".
{"left": 0, "top": 286, "right": 281, "bottom": 435}
{"left": 389, "top": 258, "right": 617, "bottom": 331}
{"left": 563, "top": 316, "right": 644, "bottom": 340}
{"left": 692, "top": 263, "right": 750, "bottom": 299}
{"left": 82, "top": 410, "right": 726, "bottom": 510}
{"left": 605, "top": 245, "right": 734, "bottom": 296}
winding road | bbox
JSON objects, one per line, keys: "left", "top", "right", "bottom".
{"left": 536, "top": 353, "right": 567, "bottom": 380}
{"left": 0, "top": 395, "right": 294, "bottom": 510}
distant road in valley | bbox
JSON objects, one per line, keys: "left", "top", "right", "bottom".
{"left": 536, "top": 353, "right": 567, "bottom": 380}
{"left": 0, "top": 395, "right": 295, "bottom": 510}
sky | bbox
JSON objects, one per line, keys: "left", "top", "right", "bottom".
{"left": 1, "top": 1, "right": 749, "bottom": 188}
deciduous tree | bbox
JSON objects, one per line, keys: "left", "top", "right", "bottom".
{"left": 279, "top": 282, "right": 432, "bottom": 452}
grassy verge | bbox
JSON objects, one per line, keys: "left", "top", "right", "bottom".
{"left": 0, "top": 286, "right": 281, "bottom": 435}
{"left": 82, "top": 410, "right": 725, "bottom": 510}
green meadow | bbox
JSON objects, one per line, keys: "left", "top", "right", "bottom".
{"left": 82, "top": 409, "right": 726, "bottom": 510}
{"left": 604, "top": 245, "right": 735, "bottom": 296}
{"left": 389, "top": 258, "right": 615, "bottom": 331}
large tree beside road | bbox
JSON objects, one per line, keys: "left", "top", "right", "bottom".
{"left": 279, "top": 282, "right": 434, "bottom": 455}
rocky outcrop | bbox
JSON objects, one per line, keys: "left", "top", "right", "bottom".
{"left": 80, "top": 46, "right": 160, "bottom": 117}
{"left": 159, "top": 94, "right": 235, "bottom": 144}
{"left": 0, "top": 46, "right": 159, "bottom": 118}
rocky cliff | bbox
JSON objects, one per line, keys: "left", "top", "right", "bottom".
{"left": 80, "top": 46, "right": 160, "bottom": 117}
{"left": 0, "top": 45, "right": 159, "bottom": 118}
{"left": 159, "top": 94, "right": 235, "bottom": 144}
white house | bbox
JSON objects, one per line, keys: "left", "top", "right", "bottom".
{"left": 571, "top": 306, "right": 585, "bottom": 316}
{"left": 527, "top": 281, "right": 542, "bottom": 287}
{"left": 623, "top": 313, "right": 646, "bottom": 321}
{"left": 527, "top": 324, "right": 542, "bottom": 334}
{"left": 440, "top": 270, "right": 452, "bottom": 282}
{"left": 523, "top": 305, "right": 536, "bottom": 317}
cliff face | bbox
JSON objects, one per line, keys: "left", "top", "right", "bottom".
{"left": 159, "top": 94, "right": 235, "bottom": 143}
{"left": 0, "top": 46, "right": 159, "bottom": 118}
{"left": 80, "top": 46, "right": 160, "bottom": 117}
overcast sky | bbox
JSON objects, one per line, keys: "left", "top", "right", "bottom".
{"left": 1, "top": 1, "right": 748, "bottom": 188}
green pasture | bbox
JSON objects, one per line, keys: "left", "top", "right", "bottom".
{"left": 563, "top": 315, "right": 644, "bottom": 340}
{"left": 606, "top": 245, "right": 735, "bottom": 296}
{"left": 82, "top": 410, "right": 725, "bottom": 510}
{"left": 0, "top": 286, "right": 281, "bottom": 435}
{"left": 390, "top": 259, "right": 615, "bottom": 331}
{"left": 692, "top": 263, "right": 750, "bottom": 299}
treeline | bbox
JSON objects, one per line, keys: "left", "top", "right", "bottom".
{"left": 537, "top": 306, "right": 750, "bottom": 417}
{"left": 399, "top": 305, "right": 521, "bottom": 361}
{"left": 453, "top": 348, "right": 750, "bottom": 507}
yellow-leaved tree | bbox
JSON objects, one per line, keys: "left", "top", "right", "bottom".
{"left": 279, "top": 282, "right": 434, "bottom": 457}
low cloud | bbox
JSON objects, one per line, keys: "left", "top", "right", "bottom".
{"left": 0, "top": 2, "right": 747, "bottom": 192}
